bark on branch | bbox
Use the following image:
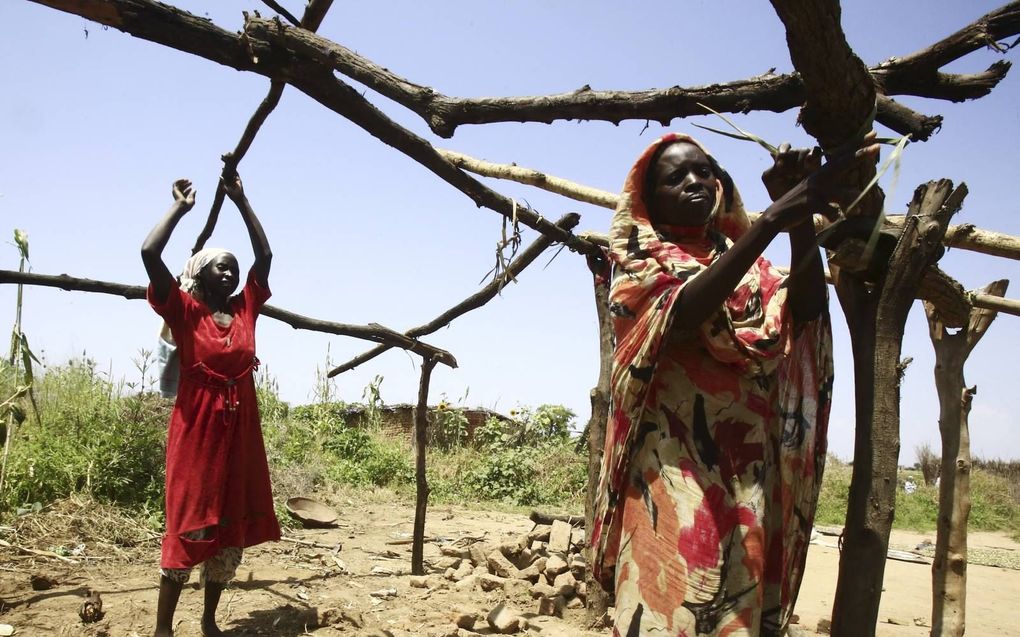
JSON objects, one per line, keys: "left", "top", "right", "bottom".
{"left": 411, "top": 355, "right": 438, "bottom": 576}
{"left": 582, "top": 249, "right": 612, "bottom": 624}
{"left": 243, "top": 4, "right": 1018, "bottom": 140}
{"left": 833, "top": 180, "right": 968, "bottom": 637}
{"left": 328, "top": 212, "right": 581, "bottom": 377}
{"left": 27, "top": 0, "right": 599, "bottom": 258}
{"left": 924, "top": 278, "right": 1009, "bottom": 637}
{"left": 193, "top": 0, "right": 335, "bottom": 254}
{"left": 444, "top": 148, "right": 1020, "bottom": 263}
{"left": 0, "top": 269, "right": 456, "bottom": 367}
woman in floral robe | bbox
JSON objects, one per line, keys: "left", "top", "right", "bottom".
{"left": 591, "top": 133, "right": 876, "bottom": 636}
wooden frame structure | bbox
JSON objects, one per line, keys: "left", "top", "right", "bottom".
{"left": 12, "top": 1, "right": 1020, "bottom": 635}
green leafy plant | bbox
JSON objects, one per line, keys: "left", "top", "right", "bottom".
{"left": 1, "top": 357, "right": 170, "bottom": 513}
{"left": 474, "top": 405, "right": 576, "bottom": 450}
{"left": 431, "top": 394, "right": 470, "bottom": 450}
{"left": 0, "top": 229, "right": 42, "bottom": 503}
{"left": 361, "top": 374, "right": 385, "bottom": 429}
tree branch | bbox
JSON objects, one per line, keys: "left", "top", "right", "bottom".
{"left": 0, "top": 269, "right": 457, "bottom": 367}
{"left": 193, "top": 0, "right": 335, "bottom": 254}
{"left": 30, "top": 0, "right": 1017, "bottom": 147}
{"left": 243, "top": 5, "right": 1017, "bottom": 140}
{"left": 446, "top": 148, "right": 1020, "bottom": 263}
{"left": 27, "top": 0, "right": 599, "bottom": 257}
{"left": 259, "top": 0, "right": 300, "bottom": 27}
{"left": 875, "top": 1, "right": 1020, "bottom": 74}
{"left": 437, "top": 149, "right": 619, "bottom": 209}
{"left": 328, "top": 212, "right": 581, "bottom": 377}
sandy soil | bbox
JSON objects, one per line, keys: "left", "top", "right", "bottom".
{"left": 0, "top": 496, "right": 1016, "bottom": 636}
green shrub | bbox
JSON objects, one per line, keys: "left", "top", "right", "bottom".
{"left": 266, "top": 398, "right": 412, "bottom": 491}
{"left": 462, "top": 440, "right": 585, "bottom": 508}
{"left": 465, "top": 447, "right": 543, "bottom": 505}
{"left": 474, "top": 405, "right": 576, "bottom": 450}
{"left": 814, "top": 457, "right": 852, "bottom": 526}
{"left": 2, "top": 358, "right": 169, "bottom": 513}
{"left": 431, "top": 398, "right": 470, "bottom": 450}
{"left": 814, "top": 456, "right": 1020, "bottom": 541}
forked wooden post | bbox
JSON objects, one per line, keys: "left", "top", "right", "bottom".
{"left": 923, "top": 279, "right": 1008, "bottom": 637}
{"left": 582, "top": 249, "right": 613, "bottom": 625}
{"left": 832, "top": 180, "right": 968, "bottom": 636}
{"left": 411, "top": 355, "right": 438, "bottom": 575}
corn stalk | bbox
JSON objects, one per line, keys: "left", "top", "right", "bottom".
{"left": 0, "top": 230, "right": 41, "bottom": 506}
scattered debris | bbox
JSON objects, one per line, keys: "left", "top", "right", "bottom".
{"left": 487, "top": 602, "right": 522, "bottom": 634}
{"left": 29, "top": 573, "right": 57, "bottom": 591}
{"left": 79, "top": 589, "right": 104, "bottom": 623}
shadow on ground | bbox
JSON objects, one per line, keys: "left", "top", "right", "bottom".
{"left": 224, "top": 603, "right": 320, "bottom": 636}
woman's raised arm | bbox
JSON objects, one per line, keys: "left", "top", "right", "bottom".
{"left": 142, "top": 179, "right": 195, "bottom": 303}
{"left": 223, "top": 173, "right": 272, "bottom": 288}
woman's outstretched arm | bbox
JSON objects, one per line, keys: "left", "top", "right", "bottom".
{"left": 142, "top": 179, "right": 195, "bottom": 303}
{"left": 223, "top": 173, "right": 272, "bottom": 287}
{"left": 673, "top": 144, "right": 876, "bottom": 331}
{"left": 763, "top": 143, "right": 829, "bottom": 324}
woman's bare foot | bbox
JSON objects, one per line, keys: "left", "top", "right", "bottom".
{"left": 200, "top": 617, "right": 224, "bottom": 636}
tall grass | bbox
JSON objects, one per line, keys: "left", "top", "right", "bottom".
{"left": 262, "top": 398, "right": 586, "bottom": 511}
{"left": 0, "top": 357, "right": 169, "bottom": 515}
{"left": 2, "top": 358, "right": 1015, "bottom": 544}
{"left": 815, "top": 455, "right": 1020, "bottom": 541}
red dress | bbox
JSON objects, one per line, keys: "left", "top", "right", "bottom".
{"left": 148, "top": 269, "right": 281, "bottom": 569}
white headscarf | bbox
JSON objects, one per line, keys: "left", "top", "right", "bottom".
{"left": 178, "top": 247, "right": 234, "bottom": 299}
{"left": 158, "top": 248, "right": 235, "bottom": 397}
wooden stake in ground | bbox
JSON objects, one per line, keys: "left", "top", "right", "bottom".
{"left": 831, "top": 180, "right": 969, "bottom": 636}
{"left": 411, "top": 355, "right": 438, "bottom": 576}
{"left": 923, "top": 278, "right": 1008, "bottom": 637}
{"left": 581, "top": 249, "right": 613, "bottom": 625}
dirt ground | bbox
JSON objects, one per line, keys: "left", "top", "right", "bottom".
{"left": 0, "top": 494, "right": 1017, "bottom": 636}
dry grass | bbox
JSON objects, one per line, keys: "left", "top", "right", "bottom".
{"left": 1, "top": 495, "right": 160, "bottom": 565}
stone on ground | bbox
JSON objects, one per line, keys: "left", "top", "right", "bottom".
{"left": 487, "top": 602, "right": 523, "bottom": 634}
{"left": 548, "top": 520, "right": 572, "bottom": 554}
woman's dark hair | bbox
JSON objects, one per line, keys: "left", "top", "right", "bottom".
{"left": 642, "top": 140, "right": 735, "bottom": 212}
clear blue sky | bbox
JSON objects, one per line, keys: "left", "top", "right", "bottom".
{"left": 3, "top": 1, "right": 1019, "bottom": 462}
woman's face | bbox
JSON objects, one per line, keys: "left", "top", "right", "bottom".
{"left": 199, "top": 254, "right": 240, "bottom": 298}
{"left": 647, "top": 142, "right": 718, "bottom": 227}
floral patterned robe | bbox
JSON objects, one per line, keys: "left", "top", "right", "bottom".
{"left": 590, "top": 134, "right": 833, "bottom": 636}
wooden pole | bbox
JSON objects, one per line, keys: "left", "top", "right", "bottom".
{"left": 833, "top": 180, "right": 968, "bottom": 636}
{"left": 411, "top": 355, "right": 438, "bottom": 576}
{"left": 0, "top": 269, "right": 456, "bottom": 366}
{"left": 582, "top": 249, "right": 613, "bottom": 625}
{"left": 923, "top": 279, "right": 1008, "bottom": 637}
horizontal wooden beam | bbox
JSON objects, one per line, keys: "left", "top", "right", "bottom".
{"left": 448, "top": 149, "right": 1020, "bottom": 263}
{"left": 243, "top": 3, "right": 1019, "bottom": 139}
{"left": 0, "top": 269, "right": 457, "bottom": 367}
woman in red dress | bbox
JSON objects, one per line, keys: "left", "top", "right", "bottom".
{"left": 142, "top": 175, "right": 280, "bottom": 637}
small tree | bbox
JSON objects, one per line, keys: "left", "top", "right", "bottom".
{"left": 916, "top": 443, "right": 941, "bottom": 486}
